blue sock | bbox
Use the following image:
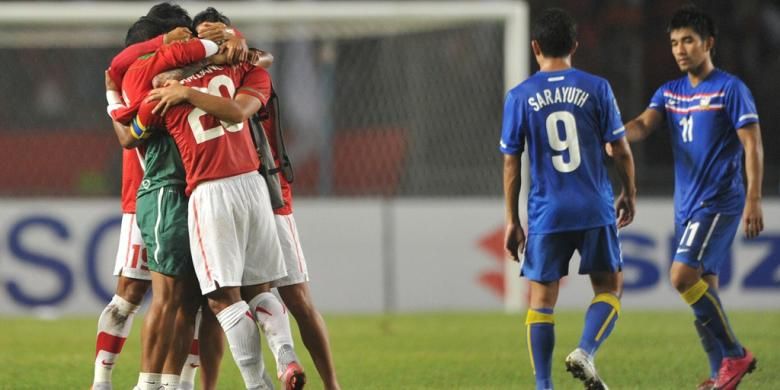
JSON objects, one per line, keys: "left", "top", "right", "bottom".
{"left": 681, "top": 280, "right": 743, "bottom": 357}
{"left": 526, "top": 308, "right": 555, "bottom": 390}
{"left": 578, "top": 293, "right": 620, "bottom": 356}
{"left": 694, "top": 319, "right": 723, "bottom": 379}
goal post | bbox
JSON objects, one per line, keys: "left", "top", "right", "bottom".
{"left": 0, "top": 1, "right": 529, "bottom": 313}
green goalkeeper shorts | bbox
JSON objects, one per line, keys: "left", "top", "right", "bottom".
{"left": 136, "top": 186, "right": 193, "bottom": 277}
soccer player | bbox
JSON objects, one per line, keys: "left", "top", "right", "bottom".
{"left": 500, "top": 9, "right": 636, "bottom": 390}
{"left": 93, "top": 9, "right": 197, "bottom": 389}
{"left": 622, "top": 6, "right": 762, "bottom": 390}
{"left": 193, "top": 8, "right": 337, "bottom": 389}
{"left": 131, "top": 44, "right": 292, "bottom": 390}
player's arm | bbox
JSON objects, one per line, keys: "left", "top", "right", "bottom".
{"left": 608, "top": 137, "right": 637, "bottom": 228}
{"left": 503, "top": 153, "right": 525, "bottom": 261}
{"left": 624, "top": 108, "right": 663, "bottom": 142}
{"left": 737, "top": 123, "right": 764, "bottom": 238}
{"left": 145, "top": 80, "right": 261, "bottom": 123}
{"left": 111, "top": 121, "right": 143, "bottom": 149}
{"left": 107, "top": 28, "right": 190, "bottom": 85}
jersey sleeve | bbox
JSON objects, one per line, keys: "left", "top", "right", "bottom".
{"left": 237, "top": 65, "right": 272, "bottom": 106}
{"left": 108, "top": 35, "right": 165, "bottom": 87}
{"left": 499, "top": 90, "right": 525, "bottom": 155}
{"left": 725, "top": 78, "right": 759, "bottom": 130}
{"left": 153, "top": 39, "right": 216, "bottom": 74}
{"left": 600, "top": 81, "right": 625, "bottom": 143}
{"left": 647, "top": 85, "right": 666, "bottom": 113}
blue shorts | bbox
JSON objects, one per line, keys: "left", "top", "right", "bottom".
{"left": 521, "top": 224, "right": 622, "bottom": 282}
{"left": 673, "top": 210, "right": 740, "bottom": 275}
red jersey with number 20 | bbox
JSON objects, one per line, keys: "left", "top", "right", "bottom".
{"left": 136, "top": 63, "right": 271, "bottom": 195}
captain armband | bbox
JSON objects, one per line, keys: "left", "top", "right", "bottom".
{"left": 130, "top": 117, "right": 153, "bottom": 140}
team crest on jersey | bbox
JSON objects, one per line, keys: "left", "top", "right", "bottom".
{"left": 700, "top": 96, "right": 711, "bottom": 107}
{"left": 668, "top": 98, "right": 676, "bottom": 105}
{"left": 142, "top": 179, "right": 150, "bottom": 189}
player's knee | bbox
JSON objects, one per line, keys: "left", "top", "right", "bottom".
{"left": 280, "top": 285, "right": 314, "bottom": 318}
{"left": 117, "top": 278, "right": 150, "bottom": 305}
{"left": 669, "top": 270, "right": 696, "bottom": 293}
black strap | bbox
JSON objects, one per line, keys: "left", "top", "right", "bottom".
{"left": 270, "top": 92, "right": 294, "bottom": 183}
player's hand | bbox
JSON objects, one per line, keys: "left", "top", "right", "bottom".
{"left": 105, "top": 70, "right": 118, "bottom": 92}
{"left": 221, "top": 36, "right": 249, "bottom": 64}
{"left": 197, "top": 22, "right": 233, "bottom": 42}
{"left": 504, "top": 222, "right": 526, "bottom": 262}
{"left": 742, "top": 198, "right": 764, "bottom": 239}
{"left": 164, "top": 27, "right": 192, "bottom": 44}
{"left": 144, "top": 80, "right": 189, "bottom": 116}
{"left": 615, "top": 191, "right": 636, "bottom": 228}
{"left": 605, "top": 142, "right": 614, "bottom": 157}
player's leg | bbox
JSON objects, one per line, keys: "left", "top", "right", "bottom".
{"left": 242, "top": 283, "right": 306, "bottom": 389}
{"left": 188, "top": 175, "right": 281, "bottom": 390}
{"left": 178, "top": 307, "right": 203, "bottom": 390}
{"left": 693, "top": 274, "right": 721, "bottom": 390}
{"left": 197, "top": 303, "right": 225, "bottom": 390}
{"left": 526, "top": 280, "right": 560, "bottom": 390}
{"left": 279, "top": 283, "right": 340, "bottom": 390}
{"left": 157, "top": 273, "right": 202, "bottom": 389}
{"left": 522, "top": 232, "right": 572, "bottom": 390}
{"left": 207, "top": 286, "right": 274, "bottom": 390}
{"left": 272, "top": 213, "right": 336, "bottom": 388}
{"left": 241, "top": 173, "right": 304, "bottom": 389}
{"left": 135, "top": 187, "right": 200, "bottom": 389}
{"left": 93, "top": 213, "right": 151, "bottom": 390}
{"left": 565, "top": 225, "right": 622, "bottom": 390}
{"left": 670, "top": 212, "right": 755, "bottom": 389}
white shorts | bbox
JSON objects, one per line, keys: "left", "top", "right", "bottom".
{"left": 113, "top": 213, "right": 151, "bottom": 281}
{"left": 188, "top": 171, "right": 287, "bottom": 295}
{"left": 271, "top": 214, "right": 310, "bottom": 288}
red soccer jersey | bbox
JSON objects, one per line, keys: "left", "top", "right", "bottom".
{"left": 112, "top": 39, "right": 209, "bottom": 125}
{"left": 109, "top": 38, "right": 206, "bottom": 212}
{"left": 109, "top": 36, "right": 162, "bottom": 213}
{"left": 259, "top": 98, "right": 293, "bottom": 215}
{"left": 136, "top": 63, "right": 272, "bottom": 195}
{"left": 120, "top": 149, "right": 145, "bottom": 212}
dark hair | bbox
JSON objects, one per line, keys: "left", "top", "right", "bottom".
{"left": 531, "top": 8, "right": 577, "bottom": 58}
{"left": 124, "top": 16, "right": 168, "bottom": 47}
{"left": 193, "top": 7, "right": 231, "bottom": 30}
{"left": 147, "top": 2, "right": 193, "bottom": 31}
{"left": 667, "top": 5, "right": 717, "bottom": 41}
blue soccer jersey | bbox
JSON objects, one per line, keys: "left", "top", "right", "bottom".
{"left": 648, "top": 69, "right": 759, "bottom": 224}
{"left": 500, "top": 68, "right": 625, "bottom": 234}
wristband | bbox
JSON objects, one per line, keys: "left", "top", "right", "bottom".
{"left": 106, "top": 90, "right": 123, "bottom": 105}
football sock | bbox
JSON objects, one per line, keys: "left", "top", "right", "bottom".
{"left": 135, "top": 373, "right": 161, "bottom": 390}
{"left": 94, "top": 295, "right": 140, "bottom": 384}
{"left": 578, "top": 293, "right": 620, "bottom": 356}
{"left": 160, "top": 374, "right": 180, "bottom": 390}
{"left": 249, "top": 292, "right": 297, "bottom": 372}
{"left": 694, "top": 319, "right": 723, "bottom": 379}
{"left": 681, "top": 280, "right": 743, "bottom": 357}
{"left": 526, "top": 308, "right": 555, "bottom": 390}
{"left": 179, "top": 309, "right": 202, "bottom": 389}
{"left": 216, "top": 301, "right": 268, "bottom": 389}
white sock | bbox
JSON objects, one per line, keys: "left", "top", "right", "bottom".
{"left": 180, "top": 309, "right": 202, "bottom": 389}
{"left": 94, "top": 295, "right": 140, "bottom": 384}
{"left": 249, "top": 292, "right": 297, "bottom": 372}
{"left": 160, "top": 374, "right": 180, "bottom": 389}
{"left": 216, "top": 301, "right": 269, "bottom": 389}
{"left": 136, "top": 372, "right": 162, "bottom": 390}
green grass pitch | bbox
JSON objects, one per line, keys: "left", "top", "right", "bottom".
{"left": 0, "top": 311, "right": 778, "bottom": 389}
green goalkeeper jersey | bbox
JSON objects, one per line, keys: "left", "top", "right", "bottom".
{"left": 137, "top": 133, "right": 186, "bottom": 198}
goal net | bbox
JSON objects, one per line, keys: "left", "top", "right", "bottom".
{"left": 0, "top": 1, "right": 528, "bottom": 311}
